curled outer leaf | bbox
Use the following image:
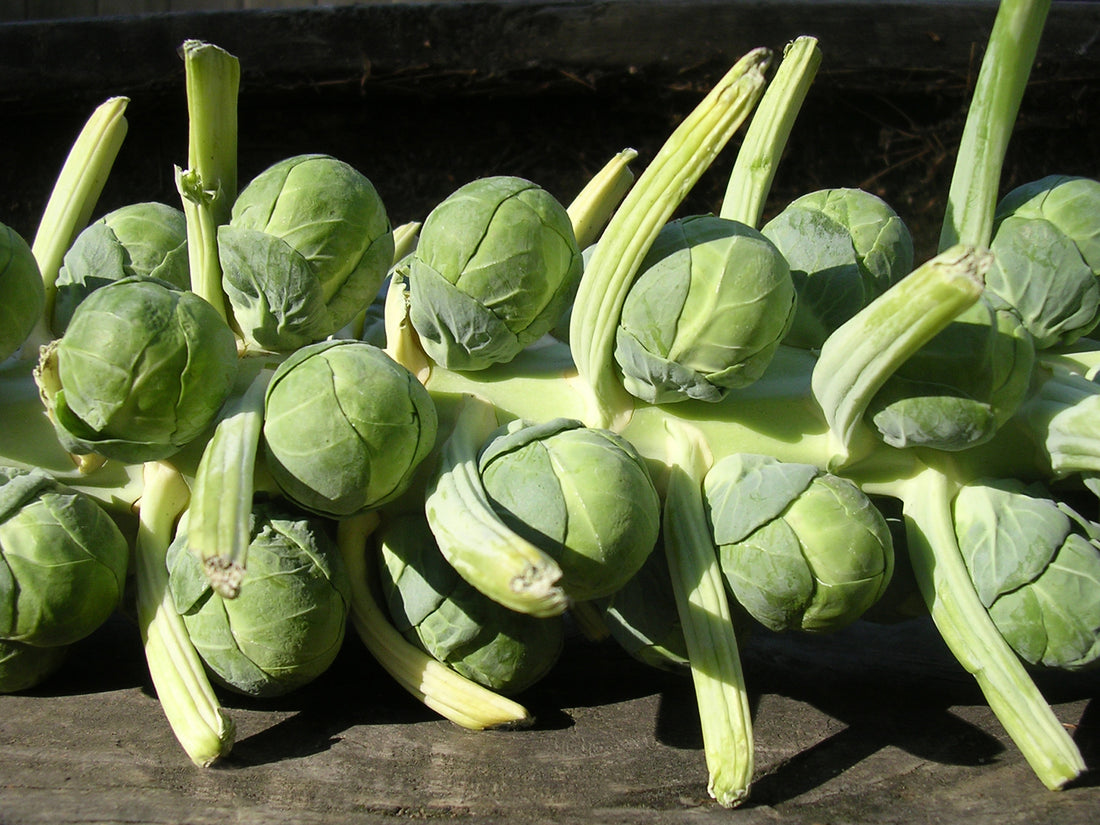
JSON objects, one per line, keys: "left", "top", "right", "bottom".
{"left": 424, "top": 396, "right": 568, "bottom": 618}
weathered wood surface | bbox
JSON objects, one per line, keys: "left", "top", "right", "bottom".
{"left": 1, "top": 615, "right": 1098, "bottom": 824}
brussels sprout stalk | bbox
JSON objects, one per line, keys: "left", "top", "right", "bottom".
{"left": 720, "top": 36, "right": 821, "bottom": 228}
{"left": 134, "top": 460, "right": 235, "bottom": 766}
{"left": 22, "top": 97, "right": 129, "bottom": 357}
{"left": 889, "top": 461, "right": 1086, "bottom": 790}
{"left": 569, "top": 47, "right": 771, "bottom": 431}
{"left": 811, "top": 245, "right": 990, "bottom": 467}
{"left": 383, "top": 270, "right": 431, "bottom": 383}
{"left": 662, "top": 422, "right": 754, "bottom": 807}
{"left": 337, "top": 511, "right": 534, "bottom": 729}
{"left": 566, "top": 148, "right": 639, "bottom": 250}
{"left": 348, "top": 221, "right": 421, "bottom": 342}
{"left": 939, "top": 0, "right": 1051, "bottom": 251}
{"left": 424, "top": 396, "right": 569, "bottom": 617}
{"left": 187, "top": 363, "right": 276, "bottom": 597}
{"left": 175, "top": 40, "right": 239, "bottom": 323}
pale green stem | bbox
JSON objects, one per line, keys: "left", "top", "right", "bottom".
{"left": 349, "top": 220, "right": 421, "bottom": 341}
{"left": 187, "top": 363, "right": 275, "bottom": 598}
{"left": 135, "top": 460, "right": 234, "bottom": 766}
{"left": 23, "top": 96, "right": 129, "bottom": 354}
{"left": 568, "top": 47, "right": 771, "bottom": 431}
{"left": 662, "top": 421, "right": 754, "bottom": 807}
{"left": 337, "top": 511, "right": 533, "bottom": 730}
{"left": 383, "top": 268, "right": 431, "bottom": 383}
{"left": 898, "top": 462, "right": 1085, "bottom": 790}
{"left": 720, "top": 36, "right": 821, "bottom": 228}
{"left": 424, "top": 395, "right": 568, "bottom": 617}
{"left": 391, "top": 220, "right": 422, "bottom": 262}
{"left": 566, "top": 148, "right": 638, "bottom": 250}
{"left": 175, "top": 40, "right": 239, "bottom": 322}
{"left": 939, "top": 0, "right": 1051, "bottom": 250}
{"left": 811, "top": 245, "right": 990, "bottom": 468}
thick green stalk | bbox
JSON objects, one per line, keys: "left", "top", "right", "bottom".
{"left": 337, "top": 512, "right": 533, "bottom": 730}
{"left": 897, "top": 462, "right": 1085, "bottom": 790}
{"left": 349, "top": 220, "right": 421, "bottom": 341}
{"left": 569, "top": 48, "right": 771, "bottom": 430}
{"left": 662, "top": 421, "right": 754, "bottom": 807}
{"left": 720, "top": 36, "right": 821, "bottom": 228}
{"left": 175, "top": 40, "right": 239, "bottom": 322}
{"left": 24, "top": 96, "right": 129, "bottom": 354}
{"left": 811, "top": 245, "right": 990, "bottom": 467}
{"left": 187, "top": 363, "right": 275, "bottom": 598}
{"left": 135, "top": 460, "right": 235, "bottom": 766}
{"left": 939, "top": 0, "right": 1051, "bottom": 250}
{"left": 383, "top": 268, "right": 431, "bottom": 383}
{"left": 566, "top": 148, "right": 638, "bottom": 250}
{"left": 391, "top": 220, "right": 421, "bottom": 262}
{"left": 424, "top": 396, "right": 568, "bottom": 617}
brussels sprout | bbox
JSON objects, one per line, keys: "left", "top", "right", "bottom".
{"left": 865, "top": 295, "right": 1035, "bottom": 451}
{"left": 761, "top": 188, "right": 914, "bottom": 350}
{"left": 167, "top": 499, "right": 351, "bottom": 698}
{"left": 858, "top": 498, "right": 927, "bottom": 625}
{"left": 377, "top": 512, "right": 564, "bottom": 694}
{"left": 597, "top": 542, "right": 690, "bottom": 673}
{"left": 0, "top": 638, "right": 69, "bottom": 693}
{"left": 614, "top": 215, "right": 795, "bottom": 404}
{"left": 954, "top": 479, "right": 1100, "bottom": 671}
{"left": 704, "top": 453, "right": 893, "bottom": 633}
{"left": 0, "top": 222, "right": 44, "bottom": 363}
{"left": 478, "top": 418, "right": 661, "bottom": 602}
{"left": 407, "top": 175, "right": 582, "bottom": 370}
{"left": 0, "top": 466, "right": 129, "bottom": 650}
{"left": 262, "top": 339, "right": 438, "bottom": 518}
{"left": 986, "top": 175, "right": 1100, "bottom": 349}
{"left": 39, "top": 278, "right": 239, "bottom": 463}
{"left": 219, "top": 154, "right": 394, "bottom": 351}
{"left": 52, "top": 202, "right": 189, "bottom": 334}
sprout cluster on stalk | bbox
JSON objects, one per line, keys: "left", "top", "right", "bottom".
{"left": 2, "top": 1, "right": 1098, "bottom": 811}
{"left": 0, "top": 466, "right": 129, "bottom": 692}
{"left": 219, "top": 153, "right": 395, "bottom": 352}
{"left": 406, "top": 175, "right": 582, "bottom": 371}
{"left": 167, "top": 498, "right": 352, "bottom": 697}
{"left": 51, "top": 201, "right": 190, "bottom": 334}
{"left": 0, "top": 223, "right": 45, "bottom": 362}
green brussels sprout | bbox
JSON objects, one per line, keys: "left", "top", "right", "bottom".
{"left": 858, "top": 498, "right": 928, "bottom": 625}
{"left": 377, "top": 512, "right": 564, "bottom": 694}
{"left": 167, "top": 499, "right": 351, "bottom": 698}
{"left": 52, "top": 202, "right": 189, "bottom": 334}
{"left": 597, "top": 542, "right": 690, "bottom": 673}
{"left": 954, "top": 479, "right": 1100, "bottom": 671}
{"left": 0, "top": 222, "right": 44, "bottom": 362}
{"left": 704, "top": 453, "right": 894, "bottom": 633}
{"left": 219, "top": 154, "right": 395, "bottom": 351}
{"left": 0, "top": 466, "right": 129, "bottom": 649}
{"left": 0, "top": 638, "right": 69, "bottom": 693}
{"left": 865, "top": 295, "right": 1035, "bottom": 451}
{"left": 407, "top": 175, "right": 582, "bottom": 370}
{"left": 761, "top": 188, "right": 915, "bottom": 350}
{"left": 478, "top": 418, "right": 661, "bottom": 602}
{"left": 262, "top": 339, "right": 438, "bottom": 518}
{"left": 39, "top": 278, "right": 239, "bottom": 463}
{"left": 987, "top": 175, "right": 1100, "bottom": 349}
{"left": 614, "top": 215, "right": 795, "bottom": 404}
